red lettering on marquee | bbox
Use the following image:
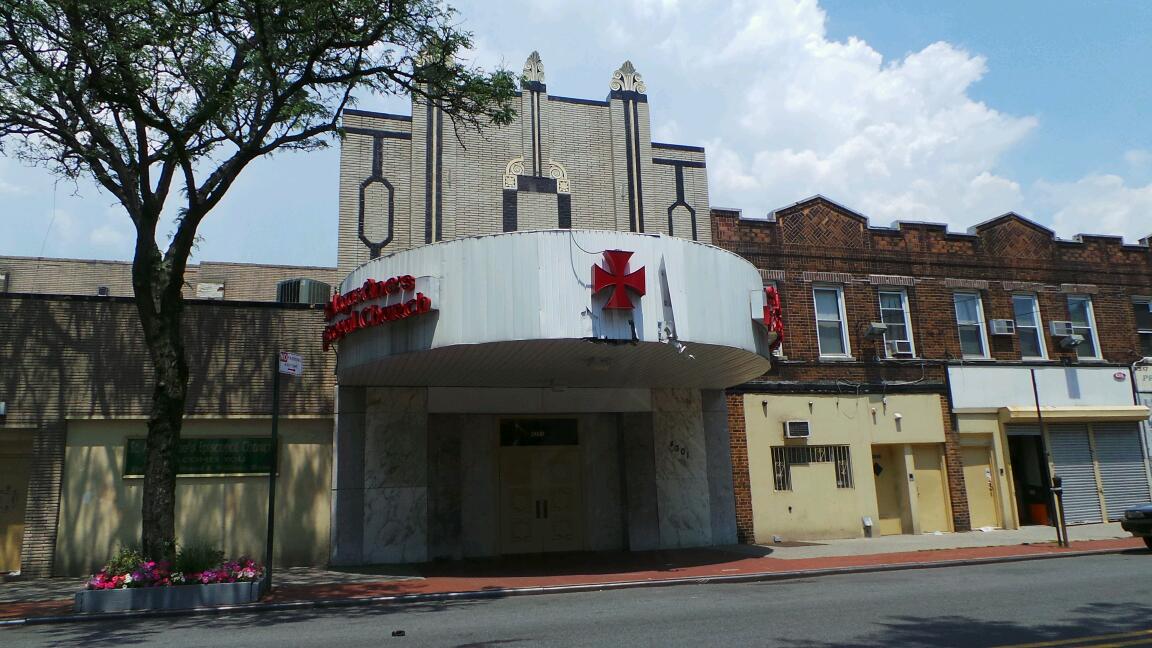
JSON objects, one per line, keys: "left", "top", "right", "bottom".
{"left": 322, "top": 275, "right": 433, "bottom": 350}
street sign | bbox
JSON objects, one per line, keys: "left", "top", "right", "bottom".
{"left": 278, "top": 351, "right": 303, "bottom": 376}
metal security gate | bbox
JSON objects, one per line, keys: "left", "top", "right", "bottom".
{"left": 1094, "top": 422, "right": 1152, "bottom": 520}
{"left": 1047, "top": 424, "right": 1102, "bottom": 524}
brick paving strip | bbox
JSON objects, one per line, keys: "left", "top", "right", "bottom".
{"left": 0, "top": 537, "right": 1144, "bottom": 626}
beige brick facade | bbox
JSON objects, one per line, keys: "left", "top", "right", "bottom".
{"left": 336, "top": 54, "right": 710, "bottom": 276}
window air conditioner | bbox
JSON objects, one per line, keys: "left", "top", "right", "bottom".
{"left": 990, "top": 319, "right": 1016, "bottom": 336}
{"left": 784, "top": 420, "right": 811, "bottom": 439}
{"left": 886, "top": 340, "right": 914, "bottom": 356}
{"left": 1049, "top": 321, "right": 1076, "bottom": 337}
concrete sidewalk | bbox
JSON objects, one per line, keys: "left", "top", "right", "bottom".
{"left": 1, "top": 523, "right": 1143, "bottom": 626}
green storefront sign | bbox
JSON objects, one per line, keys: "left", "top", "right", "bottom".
{"left": 123, "top": 437, "right": 275, "bottom": 476}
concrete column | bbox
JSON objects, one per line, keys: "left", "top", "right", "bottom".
{"left": 702, "top": 390, "right": 738, "bottom": 545}
{"left": 651, "top": 388, "right": 712, "bottom": 548}
{"left": 362, "top": 387, "right": 429, "bottom": 563}
{"left": 620, "top": 411, "right": 659, "bottom": 551}
{"left": 330, "top": 386, "right": 366, "bottom": 566}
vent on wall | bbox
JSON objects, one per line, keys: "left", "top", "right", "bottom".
{"left": 784, "top": 420, "right": 811, "bottom": 439}
{"left": 277, "top": 278, "right": 332, "bottom": 305}
{"left": 96, "top": 285, "right": 110, "bottom": 297}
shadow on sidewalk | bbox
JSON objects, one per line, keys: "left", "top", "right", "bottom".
{"left": 415, "top": 545, "right": 776, "bottom": 579}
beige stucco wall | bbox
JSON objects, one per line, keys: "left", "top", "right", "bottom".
{"left": 55, "top": 418, "right": 332, "bottom": 576}
{"left": 744, "top": 393, "right": 949, "bottom": 541}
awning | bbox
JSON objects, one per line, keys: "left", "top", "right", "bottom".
{"left": 997, "top": 405, "right": 1151, "bottom": 423}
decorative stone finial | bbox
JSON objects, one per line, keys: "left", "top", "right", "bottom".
{"left": 522, "top": 51, "right": 545, "bottom": 84}
{"left": 610, "top": 60, "right": 646, "bottom": 93}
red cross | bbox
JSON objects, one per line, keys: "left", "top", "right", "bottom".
{"left": 592, "top": 250, "right": 646, "bottom": 310}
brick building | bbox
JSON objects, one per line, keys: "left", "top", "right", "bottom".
{"left": 0, "top": 258, "right": 338, "bottom": 577}
{"left": 712, "top": 196, "right": 1152, "bottom": 544}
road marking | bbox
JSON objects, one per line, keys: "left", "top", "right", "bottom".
{"left": 996, "top": 629, "right": 1152, "bottom": 648}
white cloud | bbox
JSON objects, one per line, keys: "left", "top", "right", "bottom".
{"left": 1033, "top": 174, "right": 1152, "bottom": 240}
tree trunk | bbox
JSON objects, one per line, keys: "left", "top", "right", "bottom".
{"left": 133, "top": 245, "right": 189, "bottom": 565}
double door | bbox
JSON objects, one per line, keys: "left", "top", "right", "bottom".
{"left": 499, "top": 445, "right": 583, "bottom": 554}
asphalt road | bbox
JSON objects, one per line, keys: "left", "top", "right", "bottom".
{"left": 5, "top": 552, "right": 1152, "bottom": 647}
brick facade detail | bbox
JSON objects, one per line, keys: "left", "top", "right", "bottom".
{"left": 726, "top": 392, "right": 755, "bottom": 543}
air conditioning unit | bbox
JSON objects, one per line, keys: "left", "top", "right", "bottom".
{"left": 277, "top": 278, "right": 333, "bottom": 305}
{"left": 865, "top": 322, "right": 888, "bottom": 339}
{"left": 96, "top": 285, "right": 110, "bottom": 297}
{"left": 886, "top": 340, "right": 914, "bottom": 356}
{"left": 990, "top": 319, "right": 1016, "bottom": 336}
{"left": 0, "top": 270, "right": 8, "bottom": 293}
{"left": 784, "top": 420, "right": 811, "bottom": 439}
{"left": 1059, "top": 334, "right": 1085, "bottom": 349}
{"left": 1049, "top": 321, "right": 1076, "bottom": 337}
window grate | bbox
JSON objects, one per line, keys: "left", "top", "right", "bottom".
{"left": 771, "top": 445, "right": 853, "bottom": 490}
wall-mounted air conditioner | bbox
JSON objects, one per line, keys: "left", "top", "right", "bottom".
{"left": 1049, "top": 321, "right": 1075, "bottom": 337}
{"left": 886, "top": 340, "right": 914, "bottom": 356}
{"left": 96, "top": 285, "right": 110, "bottom": 297}
{"left": 865, "top": 322, "right": 888, "bottom": 339}
{"left": 784, "top": 420, "right": 811, "bottom": 439}
{"left": 990, "top": 319, "right": 1016, "bottom": 335}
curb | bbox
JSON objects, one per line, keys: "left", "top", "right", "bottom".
{"left": 1, "top": 545, "right": 1140, "bottom": 628}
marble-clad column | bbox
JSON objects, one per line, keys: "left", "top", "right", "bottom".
{"left": 330, "top": 386, "right": 366, "bottom": 566}
{"left": 620, "top": 412, "right": 659, "bottom": 551}
{"left": 651, "top": 388, "right": 712, "bottom": 548}
{"left": 702, "top": 390, "right": 737, "bottom": 545}
{"left": 362, "top": 387, "right": 429, "bottom": 563}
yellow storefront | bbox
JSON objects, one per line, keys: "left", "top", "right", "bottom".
{"left": 743, "top": 392, "right": 952, "bottom": 542}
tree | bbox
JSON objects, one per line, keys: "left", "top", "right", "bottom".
{"left": 0, "top": 0, "right": 515, "bottom": 562}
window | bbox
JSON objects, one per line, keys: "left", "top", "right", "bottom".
{"left": 878, "top": 289, "right": 915, "bottom": 357}
{"left": 771, "top": 445, "right": 853, "bottom": 490}
{"left": 1067, "top": 295, "right": 1101, "bottom": 359}
{"left": 1013, "top": 294, "right": 1047, "bottom": 359}
{"left": 1134, "top": 299, "right": 1152, "bottom": 357}
{"left": 953, "top": 292, "right": 989, "bottom": 358}
{"left": 813, "top": 286, "right": 850, "bottom": 357}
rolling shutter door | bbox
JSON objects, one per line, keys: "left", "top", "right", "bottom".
{"left": 1094, "top": 422, "right": 1151, "bottom": 521}
{"left": 1047, "top": 424, "right": 1102, "bottom": 524}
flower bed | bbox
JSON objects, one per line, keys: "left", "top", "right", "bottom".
{"left": 75, "top": 549, "right": 265, "bottom": 613}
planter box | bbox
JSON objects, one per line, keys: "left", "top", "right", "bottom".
{"left": 74, "top": 581, "right": 264, "bottom": 613}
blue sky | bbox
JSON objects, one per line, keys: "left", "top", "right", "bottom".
{"left": 1, "top": 0, "right": 1150, "bottom": 267}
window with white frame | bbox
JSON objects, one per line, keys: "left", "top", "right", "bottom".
{"left": 1012, "top": 294, "right": 1046, "bottom": 359}
{"left": 878, "top": 289, "right": 915, "bottom": 357}
{"left": 813, "top": 286, "right": 850, "bottom": 357}
{"left": 1067, "top": 295, "right": 1101, "bottom": 359}
{"left": 1133, "top": 299, "right": 1152, "bottom": 357}
{"left": 953, "top": 292, "right": 989, "bottom": 358}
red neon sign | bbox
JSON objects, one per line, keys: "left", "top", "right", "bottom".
{"left": 592, "top": 250, "right": 646, "bottom": 310}
{"left": 763, "top": 285, "right": 785, "bottom": 350}
{"left": 322, "top": 274, "right": 433, "bottom": 350}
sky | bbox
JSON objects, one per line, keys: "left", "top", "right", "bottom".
{"left": 1, "top": 0, "right": 1150, "bottom": 267}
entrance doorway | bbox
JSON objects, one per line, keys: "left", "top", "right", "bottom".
{"left": 0, "top": 431, "right": 34, "bottom": 572}
{"left": 872, "top": 445, "right": 908, "bottom": 535}
{"left": 962, "top": 445, "right": 1000, "bottom": 529}
{"left": 1006, "top": 428, "right": 1051, "bottom": 525}
{"left": 498, "top": 419, "right": 583, "bottom": 554}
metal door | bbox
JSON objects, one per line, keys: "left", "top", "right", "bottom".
{"left": 961, "top": 446, "right": 1000, "bottom": 529}
{"left": 1047, "top": 424, "right": 1102, "bottom": 524}
{"left": 1093, "top": 422, "right": 1151, "bottom": 521}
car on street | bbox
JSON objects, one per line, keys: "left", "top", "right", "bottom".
{"left": 1121, "top": 503, "right": 1152, "bottom": 549}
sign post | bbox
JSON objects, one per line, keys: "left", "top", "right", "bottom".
{"left": 264, "top": 351, "right": 303, "bottom": 594}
